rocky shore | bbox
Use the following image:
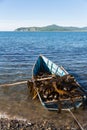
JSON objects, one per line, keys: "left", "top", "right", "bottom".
{"left": 1, "top": 118, "right": 57, "bottom": 130}
{"left": 0, "top": 108, "right": 87, "bottom": 130}
{"left": 0, "top": 117, "right": 83, "bottom": 130}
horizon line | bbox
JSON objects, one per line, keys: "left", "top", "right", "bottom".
{"left": 0, "top": 24, "right": 87, "bottom": 31}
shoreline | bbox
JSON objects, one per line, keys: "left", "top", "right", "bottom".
{"left": 0, "top": 107, "right": 87, "bottom": 130}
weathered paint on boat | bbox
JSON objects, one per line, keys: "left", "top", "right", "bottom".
{"left": 32, "top": 55, "right": 85, "bottom": 110}
{"left": 33, "top": 55, "right": 68, "bottom": 77}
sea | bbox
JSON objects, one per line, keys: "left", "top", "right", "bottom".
{"left": 0, "top": 32, "right": 87, "bottom": 120}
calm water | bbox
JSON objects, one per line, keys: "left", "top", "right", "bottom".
{"left": 0, "top": 32, "right": 87, "bottom": 119}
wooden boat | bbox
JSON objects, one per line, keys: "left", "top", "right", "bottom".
{"left": 32, "top": 55, "right": 68, "bottom": 78}
{"left": 28, "top": 55, "right": 86, "bottom": 111}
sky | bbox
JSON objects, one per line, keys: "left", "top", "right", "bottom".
{"left": 0, "top": 0, "right": 87, "bottom": 31}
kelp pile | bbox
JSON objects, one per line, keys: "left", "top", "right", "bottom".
{"left": 27, "top": 73, "right": 85, "bottom": 110}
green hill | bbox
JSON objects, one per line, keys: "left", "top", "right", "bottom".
{"left": 15, "top": 24, "right": 87, "bottom": 32}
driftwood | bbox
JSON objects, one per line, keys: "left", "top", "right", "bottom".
{"left": 0, "top": 81, "right": 27, "bottom": 87}
{"left": 34, "top": 76, "right": 53, "bottom": 81}
{"left": 52, "top": 81, "right": 69, "bottom": 95}
{"left": 27, "top": 74, "right": 84, "bottom": 104}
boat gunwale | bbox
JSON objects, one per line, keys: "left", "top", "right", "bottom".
{"left": 31, "top": 55, "right": 86, "bottom": 111}
{"left": 32, "top": 54, "right": 68, "bottom": 78}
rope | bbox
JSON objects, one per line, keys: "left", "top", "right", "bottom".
{"left": 67, "top": 109, "right": 84, "bottom": 130}
{"left": 0, "top": 81, "right": 27, "bottom": 87}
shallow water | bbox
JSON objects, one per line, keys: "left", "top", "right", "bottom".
{"left": 0, "top": 32, "right": 87, "bottom": 120}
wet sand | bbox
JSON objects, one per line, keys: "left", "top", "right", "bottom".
{"left": 0, "top": 84, "right": 87, "bottom": 130}
{"left": 0, "top": 107, "right": 87, "bottom": 130}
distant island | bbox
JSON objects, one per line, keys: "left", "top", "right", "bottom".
{"left": 15, "top": 24, "right": 87, "bottom": 32}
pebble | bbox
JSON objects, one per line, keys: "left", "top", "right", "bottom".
{"left": 0, "top": 118, "right": 86, "bottom": 130}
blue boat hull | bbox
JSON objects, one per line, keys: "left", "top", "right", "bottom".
{"left": 32, "top": 55, "right": 85, "bottom": 110}
{"left": 33, "top": 55, "right": 68, "bottom": 77}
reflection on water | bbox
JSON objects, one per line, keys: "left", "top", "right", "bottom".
{"left": 0, "top": 32, "right": 87, "bottom": 120}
